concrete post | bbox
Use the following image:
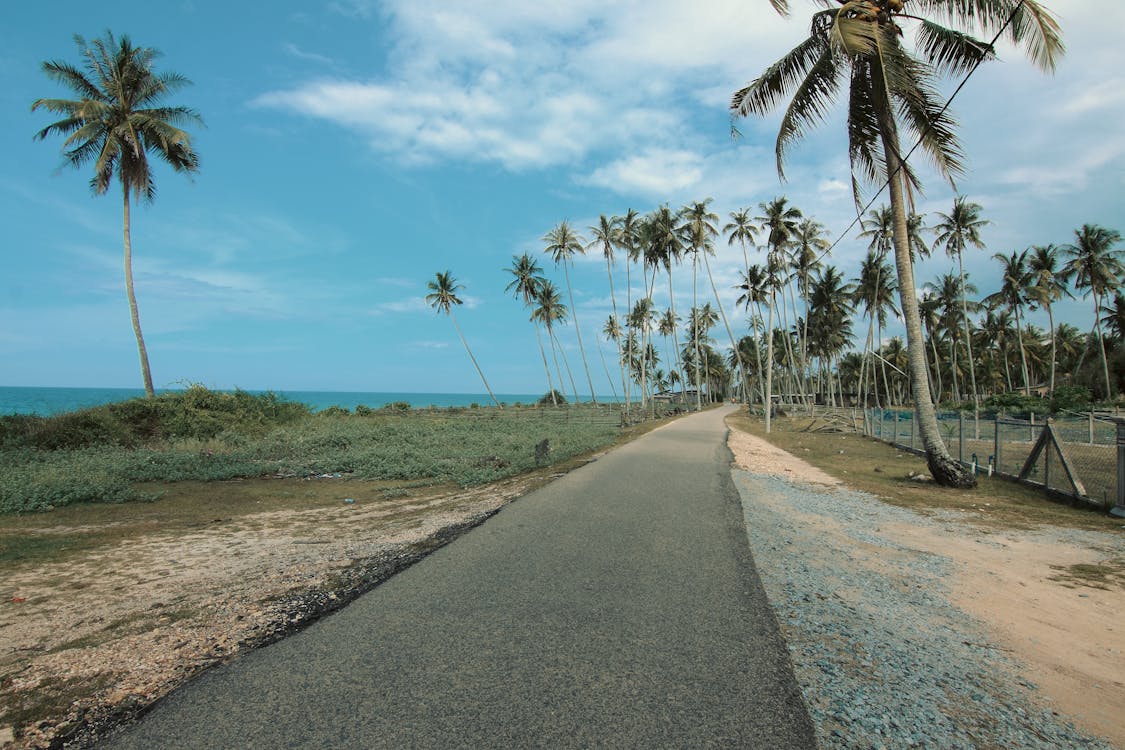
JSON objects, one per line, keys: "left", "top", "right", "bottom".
{"left": 1113, "top": 419, "right": 1125, "bottom": 518}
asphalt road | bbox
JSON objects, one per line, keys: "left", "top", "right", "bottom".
{"left": 101, "top": 405, "right": 815, "bottom": 749}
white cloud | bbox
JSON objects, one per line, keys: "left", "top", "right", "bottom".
{"left": 582, "top": 149, "right": 704, "bottom": 198}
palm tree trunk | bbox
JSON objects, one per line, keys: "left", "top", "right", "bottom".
{"left": 535, "top": 324, "right": 558, "bottom": 406}
{"left": 703, "top": 249, "right": 749, "bottom": 403}
{"left": 957, "top": 254, "right": 981, "bottom": 419}
{"left": 123, "top": 188, "right": 155, "bottom": 399}
{"left": 874, "top": 64, "right": 973, "bottom": 487}
{"left": 1015, "top": 305, "right": 1031, "bottom": 396}
{"left": 692, "top": 255, "right": 702, "bottom": 411}
{"left": 596, "top": 340, "right": 619, "bottom": 400}
{"left": 562, "top": 261, "right": 597, "bottom": 403}
{"left": 1047, "top": 304, "right": 1057, "bottom": 395}
{"left": 764, "top": 288, "right": 776, "bottom": 433}
{"left": 546, "top": 323, "right": 569, "bottom": 403}
{"left": 605, "top": 254, "right": 628, "bottom": 411}
{"left": 1094, "top": 291, "right": 1113, "bottom": 399}
{"left": 449, "top": 310, "right": 501, "bottom": 408}
{"left": 666, "top": 266, "right": 685, "bottom": 406}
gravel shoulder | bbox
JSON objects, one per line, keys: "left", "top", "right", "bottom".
{"left": 728, "top": 419, "right": 1124, "bottom": 749}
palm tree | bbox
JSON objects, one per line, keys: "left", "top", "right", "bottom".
{"left": 852, "top": 250, "right": 897, "bottom": 409}
{"left": 589, "top": 215, "right": 627, "bottom": 408}
{"left": 735, "top": 264, "right": 770, "bottom": 404}
{"left": 617, "top": 209, "right": 642, "bottom": 409}
{"left": 792, "top": 217, "right": 829, "bottom": 404}
{"left": 755, "top": 197, "right": 802, "bottom": 432}
{"left": 1026, "top": 244, "right": 1071, "bottom": 395}
{"left": 33, "top": 32, "right": 202, "bottom": 398}
{"left": 983, "top": 250, "right": 1033, "bottom": 395}
{"left": 544, "top": 221, "right": 596, "bottom": 403}
{"left": 1062, "top": 224, "right": 1125, "bottom": 399}
{"left": 531, "top": 280, "right": 574, "bottom": 403}
{"left": 1102, "top": 292, "right": 1125, "bottom": 348}
{"left": 732, "top": 0, "right": 1062, "bottom": 486}
{"left": 645, "top": 206, "right": 687, "bottom": 402}
{"left": 933, "top": 197, "right": 990, "bottom": 415}
{"left": 426, "top": 272, "right": 500, "bottom": 407}
{"left": 681, "top": 200, "right": 727, "bottom": 410}
{"left": 505, "top": 254, "right": 555, "bottom": 405}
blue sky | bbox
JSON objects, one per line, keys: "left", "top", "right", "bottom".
{"left": 2, "top": 0, "right": 1123, "bottom": 395}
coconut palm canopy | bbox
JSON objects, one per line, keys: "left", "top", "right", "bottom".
{"left": 9, "top": 2, "right": 1123, "bottom": 396}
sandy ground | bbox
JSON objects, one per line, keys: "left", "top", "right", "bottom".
{"left": 727, "top": 425, "right": 1125, "bottom": 748}
{"left": 0, "top": 476, "right": 542, "bottom": 749}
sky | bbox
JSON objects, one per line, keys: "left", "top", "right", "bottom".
{"left": 1, "top": 0, "right": 1123, "bottom": 395}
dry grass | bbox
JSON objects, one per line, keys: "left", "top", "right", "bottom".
{"left": 728, "top": 411, "right": 1124, "bottom": 533}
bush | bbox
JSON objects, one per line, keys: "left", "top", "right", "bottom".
{"left": 1049, "top": 385, "right": 1092, "bottom": 413}
{"left": 318, "top": 406, "right": 351, "bottom": 418}
{"left": 538, "top": 390, "right": 567, "bottom": 406}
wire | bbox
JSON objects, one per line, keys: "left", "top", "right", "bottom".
{"left": 802, "top": 0, "right": 1028, "bottom": 266}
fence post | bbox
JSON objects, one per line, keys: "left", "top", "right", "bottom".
{"left": 910, "top": 412, "right": 915, "bottom": 451}
{"left": 958, "top": 411, "right": 964, "bottom": 464}
{"left": 994, "top": 412, "right": 1003, "bottom": 476}
{"left": 1029, "top": 412, "right": 1035, "bottom": 443}
{"left": 1090, "top": 410, "right": 1095, "bottom": 445}
{"left": 894, "top": 410, "right": 900, "bottom": 446}
{"left": 1113, "top": 419, "right": 1125, "bottom": 518}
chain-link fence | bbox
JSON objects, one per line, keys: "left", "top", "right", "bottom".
{"left": 863, "top": 407, "right": 1125, "bottom": 511}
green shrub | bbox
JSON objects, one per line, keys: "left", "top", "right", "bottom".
{"left": 1049, "top": 385, "right": 1092, "bottom": 413}
{"left": 317, "top": 406, "right": 351, "bottom": 418}
{"left": 538, "top": 390, "right": 567, "bottom": 406}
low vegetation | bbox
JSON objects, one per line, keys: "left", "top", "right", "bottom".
{"left": 729, "top": 411, "right": 1123, "bottom": 533}
{"left": 0, "top": 386, "right": 631, "bottom": 515}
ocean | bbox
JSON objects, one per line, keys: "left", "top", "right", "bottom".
{"left": 0, "top": 387, "right": 560, "bottom": 417}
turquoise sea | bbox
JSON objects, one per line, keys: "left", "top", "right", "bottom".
{"left": 0, "top": 386, "right": 558, "bottom": 416}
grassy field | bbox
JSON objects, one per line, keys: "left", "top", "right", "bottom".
{"left": 0, "top": 387, "right": 675, "bottom": 516}
{"left": 728, "top": 410, "right": 1124, "bottom": 533}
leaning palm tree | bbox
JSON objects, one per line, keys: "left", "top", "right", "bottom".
{"left": 33, "top": 32, "right": 202, "bottom": 398}
{"left": 755, "top": 197, "right": 802, "bottom": 431}
{"left": 505, "top": 254, "right": 556, "bottom": 405}
{"left": 617, "top": 208, "right": 643, "bottom": 409}
{"left": 426, "top": 271, "right": 500, "bottom": 407}
{"left": 531, "top": 279, "right": 574, "bottom": 403}
{"left": 933, "top": 197, "right": 990, "bottom": 417}
{"left": 1026, "top": 244, "right": 1071, "bottom": 395}
{"left": 983, "top": 250, "right": 1033, "bottom": 395}
{"left": 589, "top": 215, "right": 628, "bottom": 408}
{"left": 1062, "top": 224, "right": 1124, "bottom": 399}
{"left": 732, "top": 0, "right": 1062, "bottom": 486}
{"left": 544, "top": 221, "right": 597, "bottom": 403}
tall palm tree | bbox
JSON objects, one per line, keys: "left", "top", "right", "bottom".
{"left": 589, "top": 215, "right": 627, "bottom": 407}
{"left": 1026, "top": 244, "right": 1071, "bottom": 395}
{"left": 732, "top": 0, "right": 1062, "bottom": 486}
{"left": 1101, "top": 293, "right": 1125, "bottom": 348}
{"left": 544, "top": 221, "right": 596, "bottom": 403}
{"left": 755, "top": 197, "right": 802, "bottom": 432}
{"left": 933, "top": 197, "right": 990, "bottom": 415}
{"left": 426, "top": 272, "right": 500, "bottom": 407}
{"left": 681, "top": 200, "right": 727, "bottom": 410}
{"left": 852, "top": 250, "right": 898, "bottom": 409}
{"left": 735, "top": 264, "right": 770, "bottom": 404}
{"left": 983, "top": 250, "right": 1033, "bottom": 395}
{"left": 791, "top": 217, "right": 829, "bottom": 404}
{"left": 617, "top": 209, "right": 642, "bottom": 409}
{"left": 33, "top": 32, "right": 202, "bottom": 398}
{"left": 646, "top": 205, "right": 687, "bottom": 401}
{"left": 1062, "top": 224, "right": 1125, "bottom": 399}
{"left": 531, "top": 280, "right": 574, "bottom": 403}
{"left": 505, "top": 253, "right": 556, "bottom": 405}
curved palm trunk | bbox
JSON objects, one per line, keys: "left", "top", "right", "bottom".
{"left": 123, "top": 188, "right": 155, "bottom": 399}
{"left": 1093, "top": 291, "right": 1113, "bottom": 399}
{"left": 1046, "top": 304, "right": 1057, "bottom": 395}
{"left": 448, "top": 310, "right": 501, "bottom": 408}
{"left": 874, "top": 66, "right": 973, "bottom": 487}
{"left": 751, "top": 300, "right": 767, "bottom": 406}
{"left": 604, "top": 254, "right": 628, "bottom": 412}
{"left": 764, "top": 288, "right": 776, "bottom": 433}
{"left": 535, "top": 324, "right": 558, "bottom": 406}
{"left": 703, "top": 250, "right": 749, "bottom": 403}
{"left": 1014, "top": 304, "right": 1031, "bottom": 396}
{"left": 956, "top": 254, "right": 981, "bottom": 411}
{"left": 692, "top": 255, "right": 702, "bottom": 411}
{"left": 562, "top": 261, "right": 597, "bottom": 404}
{"left": 625, "top": 254, "right": 633, "bottom": 412}
{"left": 545, "top": 323, "right": 569, "bottom": 403}
{"left": 666, "top": 266, "right": 685, "bottom": 407}
{"left": 596, "top": 340, "right": 619, "bottom": 400}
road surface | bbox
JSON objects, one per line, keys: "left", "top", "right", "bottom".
{"left": 102, "top": 405, "right": 815, "bottom": 749}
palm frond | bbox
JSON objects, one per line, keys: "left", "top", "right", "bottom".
{"left": 775, "top": 44, "right": 843, "bottom": 179}
{"left": 845, "top": 61, "right": 885, "bottom": 206}
{"left": 731, "top": 11, "right": 834, "bottom": 117}
{"left": 916, "top": 20, "right": 992, "bottom": 76}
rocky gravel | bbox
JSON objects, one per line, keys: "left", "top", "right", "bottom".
{"left": 733, "top": 469, "right": 1117, "bottom": 750}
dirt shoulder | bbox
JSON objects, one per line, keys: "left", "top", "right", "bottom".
{"left": 0, "top": 471, "right": 555, "bottom": 749}
{"left": 726, "top": 419, "right": 1125, "bottom": 748}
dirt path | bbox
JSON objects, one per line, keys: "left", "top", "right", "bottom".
{"left": 0, "top": 476, "right": 541, "bottom": 749}
{"left": 727, "top": 425, "right": 1125, "bottom": 748}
